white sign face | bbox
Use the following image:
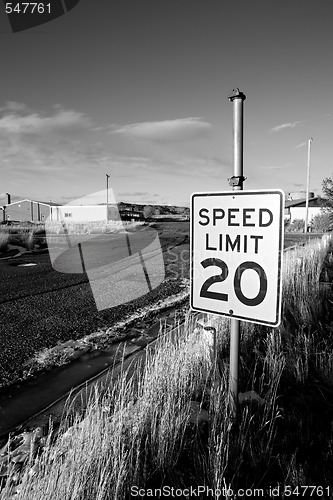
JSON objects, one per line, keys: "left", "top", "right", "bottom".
{"left": 191, "top": 189, "right": 284, "bottom": 327}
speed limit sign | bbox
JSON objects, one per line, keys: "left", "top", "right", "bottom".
{"left": 190, "top": 189, "right": 284, "bottom": 327}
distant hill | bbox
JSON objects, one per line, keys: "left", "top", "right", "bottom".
{"left": 118, "top": 202, "right": 189, "bottom": 219}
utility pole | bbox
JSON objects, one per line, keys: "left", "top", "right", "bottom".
{"left": 106, "top": 174, "right": 110, "bottom": 222}
{"left": 227, "top": 88, "right": 246, "bottom": 420}
{"left": 304, "top": 138, "right": 313, "bottom": 233}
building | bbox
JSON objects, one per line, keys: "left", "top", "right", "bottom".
{"left": 119, "top": 210, "right": 144, "bottom": 222}
{"left": 284, "top": 192, "right": 328, "bottom": 223}
{"left": 118, "top": 204, "right": 145, "bottom": 222}
{"left": 54, "top": 204, "right": 121, "bottom": 222}
{"left": 2, "top": 199, "right": 59, "bottom": 222}
{"left": 1, "top": 199, "right": 138, "bottom": 223}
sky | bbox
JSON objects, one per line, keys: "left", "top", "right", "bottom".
{"left": 0, "top": 0, "right": 332, "bottom": 208}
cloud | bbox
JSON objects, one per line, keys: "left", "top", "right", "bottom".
{"left": 0, "top": 103, "right": 224, "bottom": 206}
{"left": 110, "top": 117, "right": 212, "bottom": 143}
{"left": 0, "top": 101, "right": 31, "bottom": 113}
{"left": 0, "top": 192, "right": 7, "bottom": 204}
{"left": 258, "top": 163, "right": 292, "bottom": 170}
{"left": 65, "top": 190, "right": 117, "bottom": 206}
{"left": 0, "top": 108, "right": 93, "bottom": 135}
{"left": 0, "top": 103, "right": 107, "bottom": 178}
{"left": 118, "top": 191, "right": 152, "bottom": 197}
{"left": 292, "top": 183, "right": 305, "bottom": 188}
{"left": 271, "top": 121, "right": 303, "bottom": 132}
{"left": 116, "top": 192, "right": 161, "bottom": 204}
{"left": 294, "top": 141, "right": 307, "bottom": 149}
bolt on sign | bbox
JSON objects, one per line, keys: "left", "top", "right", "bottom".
{"left": 190, "top": 190, "right": 285, "bottom": 327}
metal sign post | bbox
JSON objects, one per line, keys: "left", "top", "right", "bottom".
{"left": 190, "top": 89, "right": 284, "bottom": 419}
{"left": 304, "top": 138, "right": 313, "bottom": 233}
{"left": 227, "top": 88, "right": 246, "bottom": 420}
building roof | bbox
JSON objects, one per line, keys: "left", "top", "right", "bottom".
{"left": 285, "top": 196, "right": 328, "bottom": 208}
{"left": 34, "top": 200, "right": 60, "bottom": 207}
{"left": 3, "top": 199, "right": 61, "bottom": 207}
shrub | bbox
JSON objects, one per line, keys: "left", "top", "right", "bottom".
{"left": 285, "top": 219, "right": 305, "bottom": 232}
{"left": 310, "top": 212, "right": 333, "bottom": 232}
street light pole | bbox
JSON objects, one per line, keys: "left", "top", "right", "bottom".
{"left": 304, "top": 138, "right": 313, "bottom": 233}
{"left": 106, "top": 174, "right": 110, "bottom": 222}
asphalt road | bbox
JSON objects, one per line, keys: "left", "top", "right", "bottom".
{"left": 0, "top": 222, "right": 190, "bottom": 389}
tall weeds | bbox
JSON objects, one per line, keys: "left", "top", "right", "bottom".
{"left": 0, "top": 233, "right": 9, "bottom": 252}
{"left": 2, "top": 235, "right": 333, "bottom": 499}
{"left": 45, "top": 220, "right": 144, "bottom": 235}
{"left": 282, "top": 236, "right": 331, "bottom": 327}
{"left": 0, "top": 227, "right": 38, "bottom": 251}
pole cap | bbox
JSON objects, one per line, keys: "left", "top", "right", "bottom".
{"left": 228, "top": 88, "right": 246, "bottom": 102}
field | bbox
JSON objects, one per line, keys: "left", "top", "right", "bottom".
{"left": 1, "top": 233, "right": 333, "bottom": 498}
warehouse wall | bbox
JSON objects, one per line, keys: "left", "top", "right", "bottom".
{"left": 4, "top": 200, "right": 51, "bottom": 222}
{"left": 289, "top": 206, "right": 322, "bottom": 222}
{"left": 56, "top": 205, "right": 121, "bottom": 222}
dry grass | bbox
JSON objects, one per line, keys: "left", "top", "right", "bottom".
{"left": 2, "top": 235, "right": 333, "bottom": 498}
{"left": 0, "top": 232, "right": 9, "bottom": 252}
{"left": 45, "top": 220, "right": 145, "bottom": 235}
{"left": 3, "top": 315, "right": 215, "bottom": 499}
{"left": 0, "top": 226, "right": 40, "bottom": 251}
{"left": 0, "top": 220, "right": 144, "bottom": 254}
{"left": 282, "top": 236, "right": 331, "bottom": 327}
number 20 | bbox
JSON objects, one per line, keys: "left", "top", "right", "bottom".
{"left": 199, "top": 258, "right": 267, "bottom": 306}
